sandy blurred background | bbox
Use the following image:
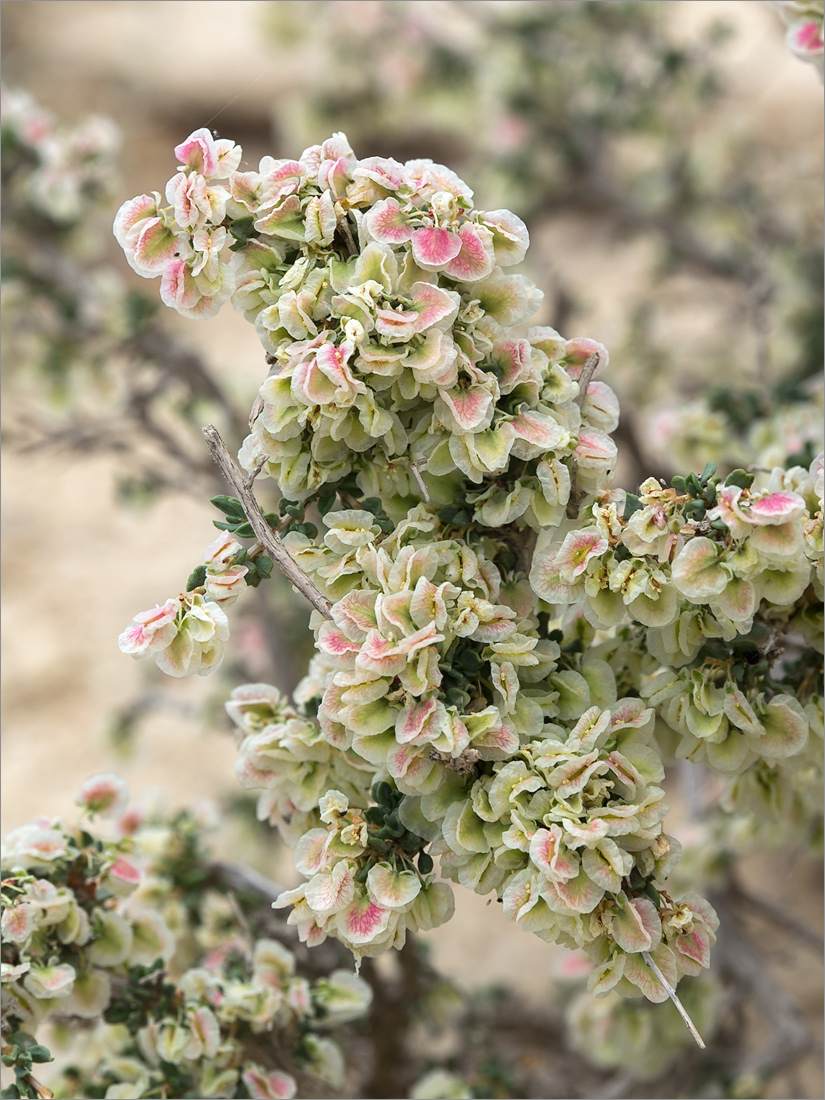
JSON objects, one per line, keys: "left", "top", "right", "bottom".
{"left": 1, "top": 2, "right": 823, "bottom": 1095}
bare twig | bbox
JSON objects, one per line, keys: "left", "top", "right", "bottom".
{"left": 244, "top": 456, "right": 267, "bottom": 490}
{"left": 641, "top": 950, "right": 706, "bottom": 1049}
{"left": 574, "top": 351, "right": 602, "bottom": 409}
{"left": 410, "top": 460, "right": 431, "bottom": 502}
{"left": 562, "top": 352, "right": 605, "bottom": 519}
{"left": 202, "top": 425, "right": 333, "bottom": 619}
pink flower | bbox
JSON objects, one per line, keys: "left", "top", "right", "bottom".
{"left": 335, "top": 893, "right": 391, "bottom": 945}
{"left": 564, "top": 337, "right": 608, "bottom": 380}
{"left": 76, "top": 773, "right": 130, "bottom": 818}
{"left": 159, "top": 257, "right": 235, "bottom": 319}
{"left": 291, "top": 342, "right": 366, "bottom": 407}
{"left": 0, "top": 903, "right": 36, "bottom": 944}
{"left": 411, "top": 226, "right": 462, "bottom": 269}
{"left": 442, "top": 223, "right": 495, "bottom": 282}
{"left": 788, "top": 17, "right": 824, "bottom": 58}
{"left": 242, "top": 1067, "right": 297, "bottom": 1100}
{"left": 364, "top": 197, "right": 413, "bottom": 244}
{"left": 103, "top": 856, "right": 141, "bottom": 896}
{"left": 113, "top": 192, "right": 178, "bottom": 278}
{"left": 175, "top": 128, "right": 219, "bottom": 175}
{"left": 258, "top": 158, "right": 307, "bottom": 206}
{"left": 118, "top": 598, "right": 179, "bottom": 656}
{"left": 165, "top": 171, "right": 228, "bottom": 229}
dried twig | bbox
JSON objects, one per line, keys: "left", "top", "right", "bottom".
{"left": 574, "top": 351, "right": 602, "bottom": 409}
{"left": 641, "top": 950, "right": 706, "bottom": 1049}
{"left": 410, "top": 460, "right": 431, "bottom": 502}
{"left": 563, "top": 352, "right": 604, "bottom": 520}
{"left": 202, "top": 424, "right": 333, "bottom": 620}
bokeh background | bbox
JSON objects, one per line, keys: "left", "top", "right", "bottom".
{"left": 2, "top": 2, "right": 823, "bottom": 1097}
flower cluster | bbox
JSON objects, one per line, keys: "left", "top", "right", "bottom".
{"left": 273, "top": 785, "right": 456, "bottom": 962}
{"left": 288, "top": 505, "right": 557, "bottom": 788}
{"left": 113, "top": 129, "right": 822, "bottom": 1024}
{"left": 1, "top": 85, "right": 120, "bottom": 227}
{"left": 1, "top": 782, "right": 371, "bottom": 1100}
{"left": 1, "top": 779, "right": 170, "bottom": 1037}
{"left": 118, "top": 590, "right": 229, "bottom": 677}
{"left": 114, "top": 128, "right": 617, "bottom": 517}
{"left": 221, "top": 503, "right": 720, "bottom": 994}
{"left": 117, "top": 524, "right": 269, "bottom": 676}
{"left": 566, "top": 971, "right": 721, "bottom": 1079}
{"left": 644, "top": 384, "right": 824, "bottom": 477}
{"left": 531, "top": 458, "right": 823, "bottom": 773}
{"left": 230, "top": 682, "right": 373, "bottom": 845}
{"left": 768, "top": 1, "right": 825, "bottom": 75}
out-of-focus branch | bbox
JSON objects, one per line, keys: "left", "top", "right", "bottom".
{"left": 127, "top": 324, "right": 248, "bottom": 441}
{"left": 725, "top": 875, "right": 823, "bottom": 954}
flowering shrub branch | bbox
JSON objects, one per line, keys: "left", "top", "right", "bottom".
{"left": 2, "top": 9, "right": 821, "bottom": 1087}
{"left": 1, "top": 781, "right": 372, "bottom": 1100}
{"left": 106, "top": 124, "right": 817, "bottom": 1046}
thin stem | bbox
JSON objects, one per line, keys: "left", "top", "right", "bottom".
{"left": 202, "top": 424, "right": 333, "bottom": 620}
{"left": 641, "top": 950, "right": 706, "bottom": 1049}
{"left": 410, "top": 460, "right": 431, "bottom": 502}
{"left": 565, "top": 351, "right": 604, "bottom": 519}
{"left": 574, "top": 351, "right": 601, "bottom": 409}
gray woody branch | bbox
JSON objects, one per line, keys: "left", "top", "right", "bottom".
{"left": 202, "top": 424, "right": 333, "bottom": 620}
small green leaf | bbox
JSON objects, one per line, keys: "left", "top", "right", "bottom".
{"left": 726, "top": 468, "right": 754, "bottom": 490}
{"left": 398, "top": 831, "right": 423, "bottom": 852}
{"left": 417, "top": 851, "right": 434, "bottom": 874}
{"left": 228, "top": 216, "right": 255, "bottom": 242}
{"left": 699, "top": 461, "right": 717, "bottom": 485}
{"left": 210, "top": 494, "right": 245, "bottom": 518}
{"left": 317, "top": 492, "right": 336, "bottom": 516}
{"left": 186, "top": 565, "right": 207, "bottom": 592}
{"left": 642, "top": 883, "right": 661, "bottom": 908}
{"left": 622, "top": 492, "right": 643, "bottom": 520}
{"left": 256, "top": 555, "right": 273, "bottom": 577}
{"left": 373, "top": 781, "right": 395, "bottom": 808}
{"left": 26, "top": 1047, "right": 52, "bottom": 1065}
